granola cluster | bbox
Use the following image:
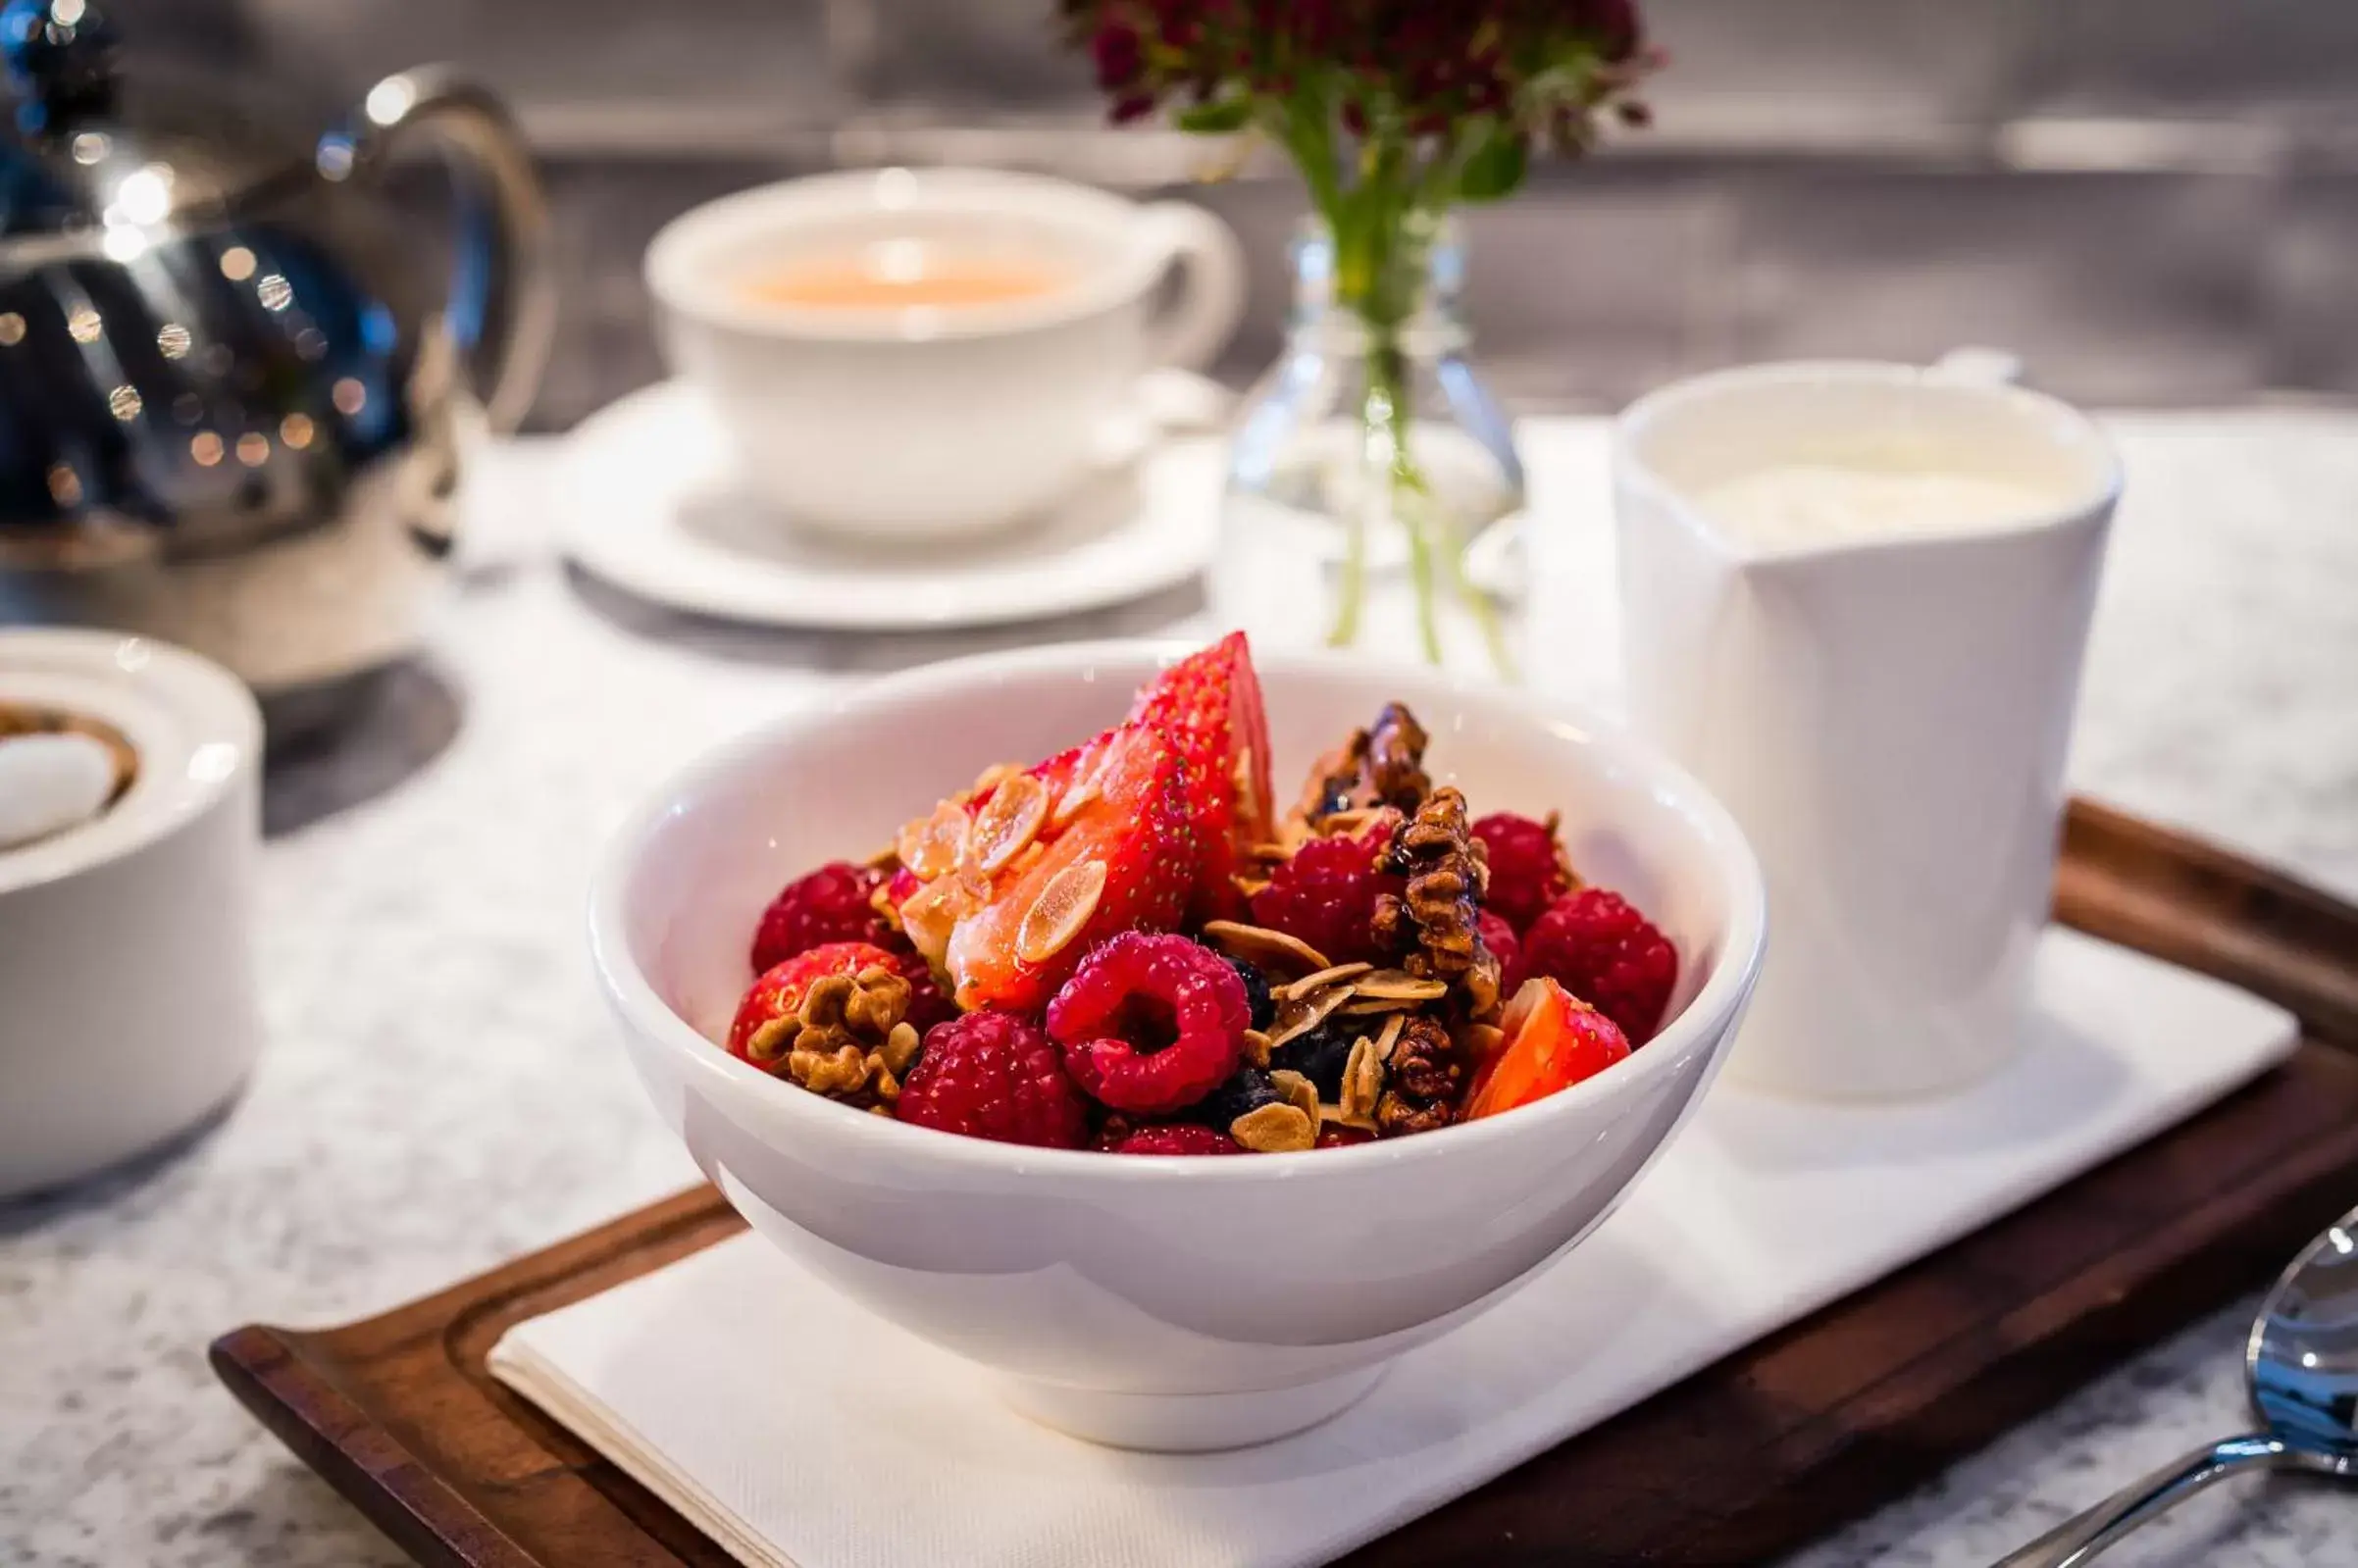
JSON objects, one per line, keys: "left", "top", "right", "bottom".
{"left": 741, "top": 961, "right": 923, "bottom": 1111}
{"left": 1372, "top": 785, "right": 1503, "bottom": 1018}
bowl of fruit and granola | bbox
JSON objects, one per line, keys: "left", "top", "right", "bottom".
{"left": 590, "top": 634, "right": 1764, "bottom": 1450}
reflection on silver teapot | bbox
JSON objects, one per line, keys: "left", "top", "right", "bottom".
{"left": 0, "top": 0, "right": 550, "bottom": 733}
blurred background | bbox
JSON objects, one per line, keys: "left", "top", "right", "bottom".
{"left": 112, "top": 0, "right": 2358, "bottom": 427}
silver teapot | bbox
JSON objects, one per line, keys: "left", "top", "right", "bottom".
{"left": 0, "top": 0, "right": 550, "bottom": 732}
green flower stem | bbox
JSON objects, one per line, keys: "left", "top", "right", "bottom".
{"left": 1438, "top": 485, "right": 1516, "bottom": 678}
{"left": 1328, "top": 463, "right": 1368, "bottom": 648}
{"left": 1283, "top": 115, "right": 1516, "bottom": 676}
{"left": 1369, "top": 334, "right": 1443, "bottom": 663}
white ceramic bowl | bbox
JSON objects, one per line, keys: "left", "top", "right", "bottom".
{"left": 590, "top": 643, "right": 1765, "bottom": 1450}
{"left": 0, "top": 630, "right": 264, "bottom": 1198}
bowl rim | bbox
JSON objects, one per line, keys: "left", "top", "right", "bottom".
{"left": 589, "top": 640, "right": 1767, "bottom": 1183}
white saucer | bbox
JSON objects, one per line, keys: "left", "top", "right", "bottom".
{"left": 557, "top": 375, "right": 1228, "bottom": 632}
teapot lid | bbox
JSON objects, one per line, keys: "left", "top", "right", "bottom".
{"left": 0, "top": 0, "right": 317, "bottom": 240}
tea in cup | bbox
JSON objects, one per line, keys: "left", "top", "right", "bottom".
{"left": 645, "top": 168, "right": 1246, "bottom": 541}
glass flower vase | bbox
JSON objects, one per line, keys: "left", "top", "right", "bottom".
{"left": 1214, "top": 215, "right": 1525, "bottom": 676}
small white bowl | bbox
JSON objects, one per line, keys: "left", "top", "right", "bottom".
{"left": 0, "top": 630, "right": 263, "bottom": 1198}
{"left": 590, "top": 643, "right": 1765, "bottom": 1450}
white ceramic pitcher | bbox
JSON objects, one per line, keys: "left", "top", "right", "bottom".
{"left": 1614, "top": 361, "right": 2123, "bottom": 1099}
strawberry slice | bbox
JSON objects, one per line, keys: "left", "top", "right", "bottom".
{"left": 923, "top": 723, "right": 1196, "bottom": 1014}
{"left": 1463, "top": 978, "right": 1632, "bottom": 1120}
{"left": 1128, "top": 632, "right": 1277, "bottom": 920}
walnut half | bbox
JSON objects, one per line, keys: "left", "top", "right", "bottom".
{"left": 1370, "top": 785, "right": 1503, "bottom": 1019}
{"left": 743, "top": 964, "right": 923, "bottom": 1108}
{"left": 1375, "top": 1015, "right": 1466, "bottom": 1137}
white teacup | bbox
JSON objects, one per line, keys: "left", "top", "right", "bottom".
{"left": 646, "top": 168, "right": 1246, "bottom": 541}
{"left": 1614, "top": 361, "right": 2123, "bottom": 1100}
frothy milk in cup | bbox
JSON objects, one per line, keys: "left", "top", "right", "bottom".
{"left": 1693, "top": 461, "right": 2061, "bottom": 550}
{"left": 1613, "top": 362, "right": 2122, "bottom": 1100}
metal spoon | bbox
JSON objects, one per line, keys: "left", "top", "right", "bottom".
{"left": 1993, "top": 1204, "right": 2358, "bottom": 1567}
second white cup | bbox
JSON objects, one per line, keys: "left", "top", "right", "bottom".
{"left": 1614, "top": 361, "right": 2122, "bottom": 1099}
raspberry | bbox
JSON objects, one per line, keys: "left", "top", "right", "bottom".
{"left": 1471, "top": 813, "right": 1573, "bottom": 933}
{"left": 1478, "top": 909, "right": 1522, "bottom": 995}
{"left": 1315, "top": 1124, "right": 1374, "bottom": 1149}
{"left": 750, "top": 861, "right": 891, "bottom": 973}
{"left": 897, "top": 1011, "right": 1089, "bottom": 1148}
{"left": 1517, "top": 887, "right": 1678, "bottom": 1043}
{"left": 1104, "top": 1123, "right": 1241, "bottom": 1156}
{"left": 1046, "top": 932, "right": 1249, "bottom": 1114}
{"left": 1225, "top": 956, "right": 1277, "bottom": 1031}
{"left": 1249, "top": 825, "right": 1403, "bottom": 965}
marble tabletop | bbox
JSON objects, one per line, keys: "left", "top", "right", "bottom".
{"left": 2, "top": 411, "right": 2354, "bottom": 1567}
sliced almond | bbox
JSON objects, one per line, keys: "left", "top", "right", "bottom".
{"left": 1050, "top": 778, "right": 1099, "bottom": 827}
{"left": 1339, "top": 996, "right": 1420, "bottom": 1017}
{"left": 1373, "top": 1012, "right": 1407, "bottom": 1061}
{"left": 897, "top": 799, "right": 970, "bottom": 880}
{"left": 1241, "top": 1028, "right": 1273, "bottom": 1069}
{"left": 1269, "top": 1068, "right": 1320, "bottom": 1123}
{"left": 879, "top": 1021, "right": 923, "bottom": 1079}
{"left": 951, "top": 862, "right": 993, "bottom": 909}
{"left": 1319, "top": 1103, "right": 1379, "bottom": 1134}
{"left": 1499, "top": 975, "right": 1550, "bottom": 1036}
{"left": 967, "top": 772, "right": 1050, "bottom": 874}
{"left": 897, "top": 878, "right": 961, "bottom": 966}
{"left": 1199, "top": 921, "right": 1332, "bottom": 977}
{"left": 1283, "top": 962, "right": 1375, "bottom": 1000}
{"left": 1266, "top": 984, "right": 1353, "bottom": 1049}
{"left": 1231, "top": 1101, "right": 1315, "bottom": 1152}
{"left": 1350, "top": 968, "right": 1451, "bottom": 1003}
{"left": 1050, "top": 744, "right": 1108, "bottom": 827}
{"left": 1340, "top": 1036, "right": 1384, "bottom": 1122}
{"left": 1017, "top": 858, "right": 1105, "bottom": 965}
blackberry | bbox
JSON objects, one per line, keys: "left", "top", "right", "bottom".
{"left": 1197, "top": 1065, "right": 1280, "bottom": 1130}
{"left": 1225, "top": 956, "right": 1277, "bottom": 1031}
{"left": 1269, "top": 1017, "right": 1358, "bottom": 1101}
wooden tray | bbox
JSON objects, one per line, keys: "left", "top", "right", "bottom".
{"left": 212, "top": 800, "right": 2358, "bottom": 1568}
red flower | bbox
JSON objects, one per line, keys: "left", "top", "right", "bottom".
{"left": 1091, "top": 19, "right": 1146, "bottom": 92}
{"left": 1060, "top": 0, "right": 1657, "bottom": 166}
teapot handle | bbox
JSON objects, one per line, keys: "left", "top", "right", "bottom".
{"left": 331, "top": 67, "right": 554, "bottom": 434}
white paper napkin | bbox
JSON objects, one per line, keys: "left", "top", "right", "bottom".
{"left": 490, "top": 929, "right": 2297, "bottom": 1568}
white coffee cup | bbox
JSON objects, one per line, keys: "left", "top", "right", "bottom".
{"left": 645, "top": 167, "right": 1246, "bottom": 541}
{"left": 1613, "top": 361, "right": 2123, "bottom": 1099}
